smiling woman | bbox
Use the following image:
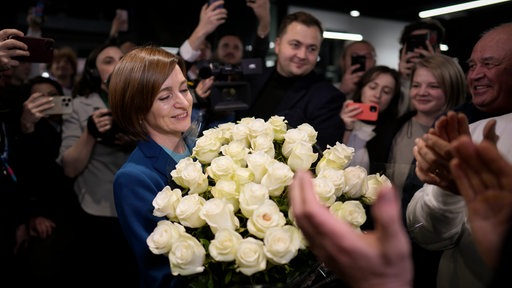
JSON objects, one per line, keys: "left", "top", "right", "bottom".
{"left": 108, "top": 45, "right": 197, "bottom": 288}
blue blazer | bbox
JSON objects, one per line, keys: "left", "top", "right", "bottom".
{"left": 239, "top": 67, "right": 346, "bottom": 150}
{"left": 113, "top": 136, "right": 195, "bottom": 288}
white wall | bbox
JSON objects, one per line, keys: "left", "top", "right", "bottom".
{"left": 289, "top": 6, "right": 409, "bottom": 69}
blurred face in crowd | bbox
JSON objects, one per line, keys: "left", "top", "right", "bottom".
{"left": 31, "top": 82, "right": 59, "bottom": 97}
{"left": 361, "top": 72, "right": 396, "bottom": 112}
{"left": 466, "top": 23, "right": 512, "bottom": 114}
{"left": 410, "top": 67, "right": 446, "bottom": 116}
{"left": 274, "top": 21, "right": 322, "bottom": 77}
{"left": 96, "top": 46, "right": 123, "bottom": 91}
{"left": 50, "top": 56, "right": 75, "bottom": 80}
{"left": 11, "top": 62, "right": 32, "bottom": 85}
{"left": 198, "top": 40, "right": 212, "bottom": 62}
{"left": 216, "top": 35, "right": 243, "bottom": 65}
{"left": 145, "top": 65, "right": 193, "bottom": 141}
{"left": 341, "top": 42, "right": 376, "bottom": 74}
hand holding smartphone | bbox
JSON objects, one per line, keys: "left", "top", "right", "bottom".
{"left": 351, "top": 55, "right": 366, "bottom": 73}
{"left": 209, "top": 0, "right": 223, "bottom": 10}
{"left": 9, "top": 35, "right": 54, "bottom": 63}
{"left": 347, "top": 102, "right": 379, "bottom": 121}
{"left": 45, "top": 96, "right": 72, "bottom": 115}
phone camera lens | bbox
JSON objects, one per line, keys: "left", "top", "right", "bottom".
{"left": 370, "top": 105, "right": 377, "bottom": 112}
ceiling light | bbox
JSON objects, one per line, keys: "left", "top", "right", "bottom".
{"left": 419, "top": 0, "right": 510, "bottom": 18}
{"left": 350, "top": 10, "right": 360, "bottom": 17}
{"left": 323, "top": 31, "right": 363, "bottom": 41}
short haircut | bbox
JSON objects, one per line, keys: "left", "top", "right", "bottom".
{"left": 410, "top": 54, "right": 468, "bottom": 110}
{"left": 399, "top": 18, "right": 445, "bottom": 45}
{"left": 276, "top": 11, "right": 323, "bottom": 38}
{"left": 108, "top": 46, "right": 186, "bottom": 141}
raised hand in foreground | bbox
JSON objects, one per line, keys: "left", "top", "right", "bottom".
{"left": 289, "top": 170, "right": 412, "bottom": 288}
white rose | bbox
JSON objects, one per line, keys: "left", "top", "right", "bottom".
{"left": 263, "top": 225, "right": 302, "bottom": 264}
{"left": 313, "top": 177, "right": 336, "bottom": 206}
{"left": 296, "top": 123, "right": 318, "bottom": 144}
{"left": 170, "top": 158, "right": 208, "bottom": 194}
{"left": 250, "top": 134, "right": 275, "bottom": 159}
{"left": 168, "top": 232, "right": 206, "bottom": 276}
{"left": 206, "top": 155, "right": 237, "bottom": 182}
{"left": 315, "top": 142, "right": 355, "bottom": 174}
{"left": 267, "top": 116, "right": 288, "bottom": 141}
{"left": 211, "top": 123, "right": 234, "bottom": 143}
{"left": 220, "top": 140, "right": 250, "bottom": 167}
{"left": 246, "top": 151, "right": 272, "bottom": 183}
{"left": 282, "top": 128, "right": 310, "bottom": 158}
{"left": 152, "top": 186, "right": 182, "bottom": 221}
{"left": 235, "top": 237, "right": 267, "bottom": 276}
{"left": 231, "top": 120, "right": 251, "bottom": 146}
{"left": 287, "top": 141, "right": 318, "bottom": 172}
{"left": 343, "top": 166, "right": 368, "bottom": 198}
{"left": 239, "top": 182, "right": 269, "bottom": 218}
{"left": 192, "top": 132, "right": 223, "bottom": 164}
{"left": 199, "top": 198, "right": 240, "bottom": 234}
{"left": 247, "top": 199, "right": 286, "bottom": 239}
{"left": 234, "top": 167, "right": 254, "bottom": 186}
{"left": 317, "top": 168, "right": 345, "bottom": 197}
{"left": 329, "top": 200, "right": 367, "bottom": 228}
{"left": 209, "top": 228, "right": 243, "bottom": 262}
{"left": 146, "top": 220, "right": 185, "bottom": 254}
{"left": 245, "top": 117, "right": 274, "bottom": 142}
{"left": 210, "top": 179, "right": 240, "bottom": 211}
{"left": 261, "top": 160, "right": 294, "bottom": 197}
{"left": 363, "top": 173, "right": 392, "bottom": 205}
{"left": 176, "top": 194, "right": 206, "bottom": 228}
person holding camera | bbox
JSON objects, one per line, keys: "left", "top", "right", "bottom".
{"left": 57, "top": 43, "right": 138, "bottom": 287}
{"left": 233, "top": 11, "right": 346, "bottom": 150}
{"left": 182, "top": 0, "right": 270, "bottom": 134}
{"left": 397, "top": 18, "right": 445, "bottom": 117}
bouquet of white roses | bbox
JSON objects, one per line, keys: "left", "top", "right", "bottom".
{"left": 146, "top": 116, "right": 391, "bottom": 287}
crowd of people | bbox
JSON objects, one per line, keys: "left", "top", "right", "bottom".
{"left": 1, "top": 1, "right": 511, "bottom": 288}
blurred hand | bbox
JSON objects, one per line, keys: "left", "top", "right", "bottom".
{"left": 197, "top": 1, "right": 228, "bottom": 36}
{"left": 29, "top": 216, "right": 56, "bottom": 239}
{"left": 289, "top": 170, "right": 413, "bottom": 288}
{"left": 414, "top": 112, "right": 497, "bottom": 193}
{"left": 450, "top": 135, "right": 512, "bottom": 267}
{"left": 0, "top": 29, "right": 29, "bottom": 72}
{"left": 195, "top": 77, "right": 214, "bottom": 99}
{"left": 338, "top": 68, "right": 364, "bottom": 95}
{"left": 21, "top": 92, "right": 54, "bottom": 133}
{"left": 339, "top": 100, "right": 362, "bottom": 130}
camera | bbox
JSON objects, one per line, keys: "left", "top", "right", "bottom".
{"left": 197, "top": 58, "right": 263, "bottom": 112}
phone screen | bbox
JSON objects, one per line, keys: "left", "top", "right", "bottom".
{"left": 10, "top": 36, "right": 55, "bottom": 63}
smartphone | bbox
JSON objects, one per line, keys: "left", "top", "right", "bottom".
{"left": 351, "top": 55, "right": 366, "bottom": 73}
{"left": 10, "top": 35, "right": 55, "bottom": 63}
{"left": 347, "top": 102, "right": 379, "bottom": 121}
{"left": 209, "top": 0, "right": 223, "bottom": 10}
{"left": 405, "top": 33, "right": 429, "bottom": 53}
{"left": 45, "top": 96, "right": 72, "bottom": 115}
{"left": 116, "top": 9, "right": 129, "bottom": 32}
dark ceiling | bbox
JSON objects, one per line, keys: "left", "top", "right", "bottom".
{"left": 5, "top": 0, "right": 512, "bottom": 69}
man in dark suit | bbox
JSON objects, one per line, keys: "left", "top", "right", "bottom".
{"left": 238, "top": 11, "right": 346, "bottom": 150}
{"left": 196, "top": 11, "right": 346, "bottom": 150}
